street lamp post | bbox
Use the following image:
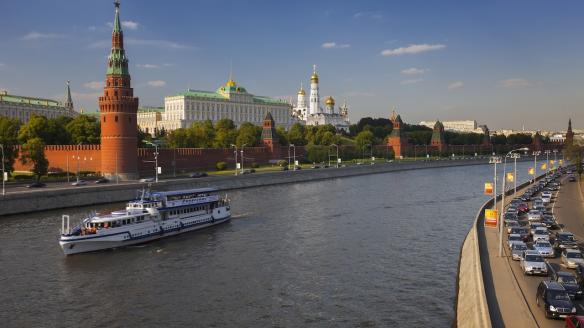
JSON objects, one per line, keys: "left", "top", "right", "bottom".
{"left": 290, "top": 144, "right": 296, "bottom": 170}
{"left": 331, "top": 144, "right": 339, "bottom": 168}
{"left": 76, "top": 142, "right": 82, "bottom": 183}
{"left": 143, "top": 140, "right": 159, "bottom": 182}
{"left": 230, "top": 144, "right": 238, "bottom": 176}
{"left": 512, "top": 153, "right": 520, "bottom": 194}
{"left": 240, "top": 144, "right": 247, "bottom": 174}
{"left": 553, "top": 149, "right": 558, "bottom": 172}
{"left": 498, "top": 147, "right": 529, "bottom": 257}
{"left": 489, "top": 155, "right": 502, "bottom": 220}
{"left": 545, "top": 150, "right": 551, "bottom": 176}
{"left": 533, "top": 151, "right": 540, "bottom": 183}
{"left": 1, "top": 144, "right": 5, "bottom": 196}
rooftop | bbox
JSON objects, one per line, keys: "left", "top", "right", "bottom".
{"left": 169, "top": 80, "right": 288, "bottom": 106}
{"left": 0, "top": 91, "right": 64, "bottom": 108}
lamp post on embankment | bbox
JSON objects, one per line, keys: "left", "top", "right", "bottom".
{"left": 231, "top": 144, "right": 238, "bottom": 176}
{"left": 490, "top": 155, "right": 502, "bottom": 216}
{"left": 499, "top": 147, "right": 529, "bottom": 257}
{"left": 1, "top": 144, "right": 5, "bottom": 196}
{"left": 532, "top": 151, "right": 540, "bottom": 183}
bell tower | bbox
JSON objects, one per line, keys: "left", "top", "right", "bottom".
{"left": 98, "top": 0, "right": 139, "bottom": 180}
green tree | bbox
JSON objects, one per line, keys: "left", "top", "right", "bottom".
{"left": 214, "top": 118, "right": 237, "bottom": 148}
{"left": 20, "top": 138, "right": 48, "bottom": 182}
{"left": 276, "top": 126, "right": 288, "bottom": 146}
{"left": 47, "top": 116, "right": 73, "bottom": 144}
{"left": 166, "top": 128, "right": 191, "bottom": 148}
{"left": 18, "top": 114, "right": 50, "bottom": 144}
{"left": 506, "top": 133, "right": 532, "bottom": 145}
{"left": 137, "top": 127, "right": 152, "bottom": 147}
{"left": 288, "top": 123, "right": 306, "bottom": 146}
{"left": 355, "top": 130, "right": 375, "bottom": 150}
{"left": 0, "top": 116, "right": 21, "bottom": 174}
{"left": 66, "top": 115, "right": 100, "bottom": 144}
{"left": 236, "top": 122, "right": 261, "bottom": 147}
{"left": 188, "top": 120, "right": 215, "bottom": 148}
{"left": 305, "top": 144, "right": 328, "bottom": 163}
{"left": 320, "top": 131, "right": 337, "bottom": 146}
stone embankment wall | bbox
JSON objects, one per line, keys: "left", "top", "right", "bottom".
{"left": 2, "top": 158, "right": 489, "bottom": 217}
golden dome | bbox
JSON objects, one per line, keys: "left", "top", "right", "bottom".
{"left": 325, "top": 96, "right": 335, "bottom": 106}
{"left": 225, "top": 79, "right": 236, "bottom": 87}
{"left": 298, "top": 88, "right": 305, "bottom": 96}
{"left": 310, "top": 73, "right": 319, "bottom": 83}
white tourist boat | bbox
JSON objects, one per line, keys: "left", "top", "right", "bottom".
{"left": 59, "top": 188, "right": 231, "bottom": 255}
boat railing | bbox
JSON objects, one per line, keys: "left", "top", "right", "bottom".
{"left": 61, "top": 215, "right": 71, "bottom": 235}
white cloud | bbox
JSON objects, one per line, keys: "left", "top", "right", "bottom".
{"left": 381, "top": 43, "right": 446, "bottom": 56}
{"left": 353, "top": 11, "right": 383, "bottom": 20}
{"left": 88, "top": 38, "right": 192, "bottom": 49}
{"left": 448, "top": 81, "right": 464, "bottom": 90}
{"left": 122, "top": 21, "right": 139, "bottom": 30}
{"left": 321, "top": 42, "right": 351, "bottom": 49}
{"left": 83, "top": 81, "right": 103, "bottom": 90}
{"left": 401, "top": 67, "right": 427, "bottom": 75}
{"left": 136, "top": 64, "right": 159, "bottom": 69}
{"left": 400, "top": 79, "right": 424, "bottom": 85}
{"left": 147, "top": 80, "right": 166, "bottom": 87}
{"left": 21, "top": 32, "right": 64, "bottom": 41}
{"left": 499, "top": 78, "right": 533, "bottom": 89}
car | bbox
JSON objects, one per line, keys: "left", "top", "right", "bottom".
{"left": 562, "top": 249, "right": 584, "bottom": 269}
{"left": 26, "top": 182, "right": 46, "bottom": 188}
{"left": 71, "top": 180, "right": 87, "bottom": 186}
{"left": 528, "top": 210, "right": 542, "bottom": 221}
{"left": 530, "top": 222, "right": 546, "bottom": 235}
{"left": 533, "top": 228, "right": 550, "bottom": 242}
{"left": 94, "top": 177, "right": 109, "bottom": 184}
{"left": 508, "top": 234, "right": 523, "bottom": 249}
{"left": 505, "top": 212, "right": 518, "bottom": 222}
{"left": 506, "top": 206, "right": 519, "bottom": 215}
{"left": 569, "top": 176, "right": 577, "bottom": 182}
{"left": 242, "top": 169, "right": 255, "bottom": 174}
{"left": 521, "top": 250, "right": 548, "bottom": 275}
{"left": 281, "top": 166, "right": 289, "bottom": 171}
{"left": 534, "top": 240, "right": 554, "bottom": 258}
{"left": 139, "top": 177, "right": 155, "bottom": 183}
{"left": 510, "top": 227, "right": 530, "bottom": 242}
{"left": 565, "top": 316, "right": 584, "bottom": 328}
{"left": 311, "top": 165, "right": 320, "bottom": 169}
{"left": 511, "top": 242, "right": 529, "bottom": 261}
{"left": 189, "top": 172, "right": 208, "bottom": 178}
{"left": 517, "top": 203, "right": 529, "bottom": 213}
{"left": 536, "top": 280, "right": 577, "bottom": 319}
{"left": 506, "top": 220, "right": 520, "bottom": 233}
{"left": 542, "top": 216, "right": 559, "bottom": 230}
{"left": 542, "top": 191, "right": 552, "bottom": 198}
{"left": 551, "top": 271, "right": 583, "bottom": 299}
{"left": 555, "top": 232, "right": 578, "bottom": 250}
{"left": 542, "top": 196, "right": 551, "bottom": 204}
{"left": 521, "top": 194, "right": 531, "bottom": 202}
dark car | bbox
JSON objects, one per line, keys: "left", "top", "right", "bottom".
{"left": 517, "top": 203, "right": 530, "bottom": 213}
{"left": 569, "top": 176, "right": 577, "bottom": 182}
{"left": 242, "top": 169, "right": 255, "bottom": 174}
{"left": 575, "top": 264, "right": 584, "bottom": 287}
{"left": 95, "top": 177, "right": 109, "bottom": 184}
{"left": 555, "top": 232, "right": 578, "bottom": 250}
{"left": 536, "top": 280, "right": 577, "bottom": 319}
{"left": 189, "top": 172, "right": 208, "bottom": 178}
{"left": 510, "top": 227, "right": 530, "bottom": 242}
{"left": 26, "top": 182, "right": 46, "bottom": 188}
{"left": 566, "top": 316, "right": 584, "bottom": 328}
{"left": 281, "top": 166, "right": 289, "bottom": 171}
{"left": 551, "top": 271, "right": 583, "bottom": 299}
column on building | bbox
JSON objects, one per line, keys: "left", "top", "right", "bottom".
{"left": 309, "top": 65, "right": 320, "bottom": 115}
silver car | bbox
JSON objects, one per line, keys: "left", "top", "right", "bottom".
{"left": 562, "top": 249, "right": 584, "bottom": 269}
{"left": 533, "top": 228, "right": 550, "bottom": 242}
{"left": 511, "top": 242, "right": 528, "bottom": 261}
{"left": 507, "top": 221, "right": 520, "bottom": 234}
{"left": 508, "top": 234, "right": 523, "bottom": 249}
{"left": 521, "top": 250, "right": 548, "bottom": 275}
{"left": 534, "top": 240, "right": 554, "bottom": 258}
{"left": 528, "top": 210, "right": 542, "bottom": 221}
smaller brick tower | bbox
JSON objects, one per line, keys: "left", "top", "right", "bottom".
{"left": 262, "top": 112, "right": 279, "bottom": 152}
{"left": 565, "top": 118, "right": 574, "bottom": 147}
{"left": 431, "top": 120, "right": 446, "bottom": 153}
{"left": 387, "top": 109, "right": 408, "bottom": 158}
{"left": 98, "top": 0, "right": 139, "bottom": 180}
{"left": 532, "top": 131, "right": 543, "bottom": 151}
{"left": 482, "top": 125, "right": 491, "bottom": 146}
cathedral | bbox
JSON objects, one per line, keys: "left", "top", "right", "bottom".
{"left": 292, "top": 65, "right": 350, "bottom": 132}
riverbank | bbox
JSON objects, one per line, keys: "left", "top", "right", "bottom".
{"left": 1, "top": 158, "right": 494, "bottom": 216}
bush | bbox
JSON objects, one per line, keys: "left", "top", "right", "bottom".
{"left": 216, "top": 162, "right": 227, "bottom": 171}
{"left": 277, "top": 160, "right": 288, "bottom": 167}
{"left": 251, "top": 162, "right": 259, "bottom": 168}
{"left": 13, "top": 174, "right": 32, "bottom": 181}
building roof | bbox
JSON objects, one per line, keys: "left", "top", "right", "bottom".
{"left": 138, "top": 106, "right": 164, "bottom": 113}
{"left": 170, "top": 80, "right": 289, "bottom": 106}
{"left": 0, "top": 91, "right": 63, "bottom": 108}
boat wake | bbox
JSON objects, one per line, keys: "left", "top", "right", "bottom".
{"left": 232, "top": 212, "right": 252, "bottom": 219}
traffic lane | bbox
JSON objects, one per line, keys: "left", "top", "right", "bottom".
{"left": 554, "top": 179, "right": 584, "bottom": 241}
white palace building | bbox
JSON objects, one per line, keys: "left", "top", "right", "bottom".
{"left": 292, "top": 65, "right": 350, "bottom": 132}
{"left": 138, "top": 78, "right": 297, "bottom": 134}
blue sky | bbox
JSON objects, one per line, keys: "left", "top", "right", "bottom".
{"left": 1, "top": 0, "right": 583, "bottom": 131}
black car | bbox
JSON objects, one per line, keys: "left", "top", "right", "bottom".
{"left": 95, "top": 177, "right": 109, "bottom": 184}
{"left": 554, "top": 232, "right": 578, "bottom": 250}
{"left": 551, "top": 271, "right": 583, "bottom": 299}
{"left": 189, "top": 172, "right": 208, "bottom": 178}
{"left": 242, "top": 169, "right": 255, "bottom": 174}
{"left": 569, "top": 176, "right": 577, "bottom": 182}
{"left": 510, "top": 227, "right": 530, "bottom": 242}
{"left": 26, "top": 182, "right": 46, "bottom": 188}
{"left": 536, "top": 280, "right": 577, "bottom": 319}
{"left": 574, "top": 264, "right": 584, "bottom": 287}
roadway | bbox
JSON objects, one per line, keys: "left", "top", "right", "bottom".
{"left": 500, "top": 175, "right": 584, "bottom": 327}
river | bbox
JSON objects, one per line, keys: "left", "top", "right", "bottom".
{"left": 0, "top": 161, "right": 535, "bottom": 327}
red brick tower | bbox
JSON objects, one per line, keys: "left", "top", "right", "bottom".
{"left": 532, "top": 131, "right": 543, "bottom": 151}
{"left": 430, "top": 120, "right": 446, "bottom": 152}
{"left": 565, "top": 118, "right": 574, "bottom": 147}
{"left": 261, "top": 112, "right": 280, "bottom": 157}
{"left": 98, "top": 0, "right": 139, "bottom": 180}
{"left": 387, "top": 109, "right": 408, "bottom": 158}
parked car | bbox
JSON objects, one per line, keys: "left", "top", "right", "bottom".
{"left": 555, "top": 232, "right": 578, "bottom": 250}
{"left": 562, "top": 249, "right": 584, "bottom": 269}
{"left": 534, "top": 240, "right": 555, "bottom": 258}
{"left": 551, "top": 271, "right": 583, "bottom": 299}
{"left": 242, "top": 169, "right": 255, "bottom": 174}
{"left": 26, "top": 182, "right": 46, "bottom": 188}
{"left": 536, "top": 280, "right": 577, "bottom": 319}
{"left": 71, "top": 180, "right": 87, "bottom": 186}
{"left": 511, "top": 242, "right": 529, "bottom": 261}
{"left": 521, "top": 250, "right": 548, "bottom": 276}
{"left": 189, "top": 172, "right": 208, "bottom": 178}
{"left": 565, "top": 316, "right": 584, "bottom": 328}
{"left": 508, "top": 234, "right": 523, "bottom": 249}
{"left": 139, "top": 177, "right": 155, "bottom": 183}
{"left": 95, "top": 177, "right": 109, "bottom": 184}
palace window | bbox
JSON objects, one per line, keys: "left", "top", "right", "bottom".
{"left": 115, "top": 115, "right": 118, "bottom": 122}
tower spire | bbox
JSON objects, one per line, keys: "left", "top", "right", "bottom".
{"left": 113, "top": 0, "right": 121, "bottom": 33}
{"left": 64, "top": 80, "right": 73, "bottom": 111}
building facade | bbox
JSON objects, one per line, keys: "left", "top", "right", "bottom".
{"left": 0, "top": 82, "right": 76, "bottom": 122}
{"left": 292, "top": 65, "right": 351, "bottom": 132}
{"left": 419, "top": 120, "right": 484, "bottom": 134}
{"left": 137, "top": 107, "right": 163, "bottom": 135}
{"left": 155, "top": 79, "right": 295, "bottom": 132}
{"left": 98, "top": 0, "right": 139, "bottom": 180}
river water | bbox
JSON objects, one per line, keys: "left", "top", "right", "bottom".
{"left": 0, "top": 161, "right": 534, "bottom": 327}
